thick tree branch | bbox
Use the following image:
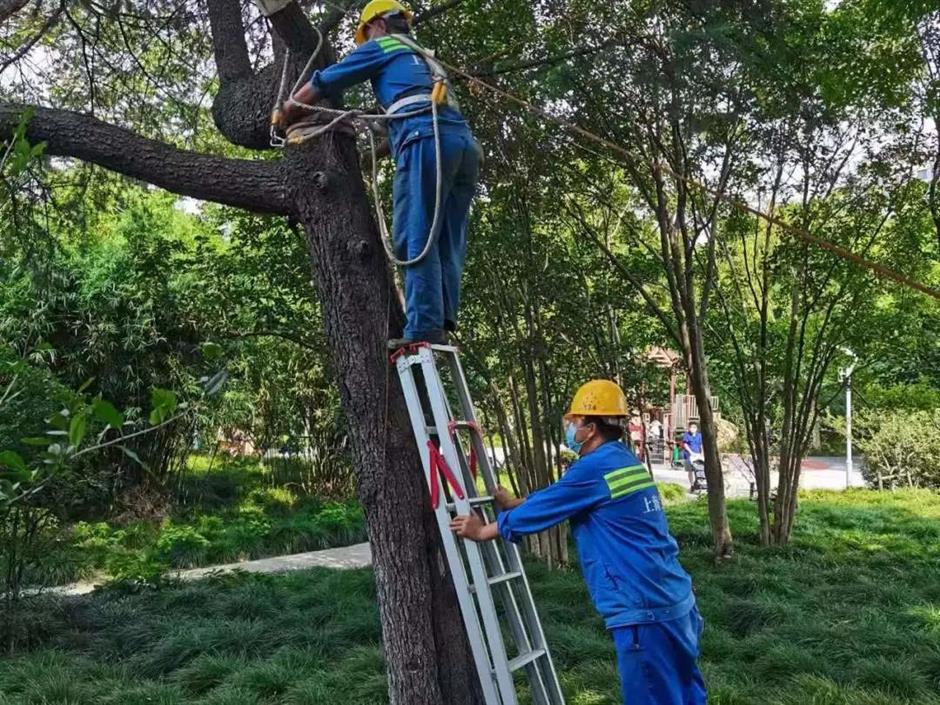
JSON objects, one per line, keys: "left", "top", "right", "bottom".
{"left": 268, "top": 1, "right": 324, "bottom": 55}
{"left": 206, "top": 0, "right": 279, "bottom": 148}
{"left": 0, "top": 0, "right": 63, "bottom": 72}
{"left": 205, "top": 0, "right": 253, "bottom": 82}
{"left": 0, "top": 0, "right": 30, "bottom": 25}
{"left": 1, "top": 103, "right": 290, "bottom": 214}
{"left": 206, "top": 0, "right": 336, "bottom": 149}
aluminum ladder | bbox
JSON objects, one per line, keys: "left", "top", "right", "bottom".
{"left": 392, "top": 342, "right": 565, "bottom": 705}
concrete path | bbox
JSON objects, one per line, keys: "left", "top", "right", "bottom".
{"left": 650, "top": 454, "right": 866, "bottom": 497}
{"left": 43, "top": 542, "right": 373, "bottom": 598}
{"left": 35, "top": 455, "right": 864, "bottom": 598}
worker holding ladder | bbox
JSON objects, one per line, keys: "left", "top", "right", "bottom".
{"left": 452, "top": 379, "right": 707, "bottom": 705}
{"left": 280, "top": 0, "right": 480, "bottom": 348}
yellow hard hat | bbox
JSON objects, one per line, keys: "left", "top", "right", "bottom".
{"left": 355, "top": 0, "right": 414, "bottom": 45}
{"left": 566, "top": 380, "right": 629, "bottom": 419}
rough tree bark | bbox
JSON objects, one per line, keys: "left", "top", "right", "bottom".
{"left": 1, "top": 1, "right": 484, "bottom": 702}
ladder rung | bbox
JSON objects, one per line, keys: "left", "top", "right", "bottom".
{"left": 488, "top": 571, "right": 521, "bottom": 587}
{"left": 445, "top": 495, "right": 494, "bottom": 512}
{"left": 469, "top": 570, "right": 521, "bottom": 594}
{"left": 507, "top": 649, "right": 545, "bottom": 673}
{"left": 451, "top": 420, "right": 476, "bottom": 430}
{"left": 425, "top": 425, "right": 437, "bottom": 435}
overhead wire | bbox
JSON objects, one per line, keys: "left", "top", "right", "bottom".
{"left": 276, "top": 17, "right": 940, "bottom": 301}
{"left": 425, "top": 53, "right": 940, "bottom": 302}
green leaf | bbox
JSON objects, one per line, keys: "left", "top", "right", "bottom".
{"left": 150, "top": 388, "right": 177, "bottom": 425}
{"left": 92, "top": 399, "right": 124, "bottom": 428}
{"left": 201, "top": 341, "right": 223, "bottom": 361}
{"left": 20, "top": 437, "right": 50, "bottom": 447}
{"left": 69, "top": 413, "right": 88, "bottom": 447}
{"left": 0, "top": 450, "right": 26, "bottom": 473}
{"left": 77, "top": 377, "right": 96, "bottom": 393}
{"left": 204, "top": 369, "right": 229, "bottom": 397}
{"left": 48, "top": 411, "right": 69, "bottom": 431}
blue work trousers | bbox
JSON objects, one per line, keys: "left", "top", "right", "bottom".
{"left": 612, "top": 608, "right": 708, "bottom": 705}
{"left": 392, "top": 128, "right": 480, "bottom": 340}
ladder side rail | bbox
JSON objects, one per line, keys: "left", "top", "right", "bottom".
{"left": 444, "top": 352, "right": 503, "bottom": 495}
{"left": 501, "top": 539, "right": 565, "bottom": 705}
{"left": 418, "top": 347, "right": 519, "bottom": 705}
{"left": 444, "top": 350, "right": 565, "bottom": 705}
{"left": 447, "top": 432, "right": 548, "bottom": 705}
{"left": 479, "top": 536, "right": 552, "bottom": 705}
{"left": 395, "top": 356, "right": 503, "bottom": 705}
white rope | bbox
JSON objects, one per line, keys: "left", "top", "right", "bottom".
{"left": 273, "top": 27, "right": 447, "bottom": 267}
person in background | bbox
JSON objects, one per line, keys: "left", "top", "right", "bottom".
{"left": 629, "top": 413, "right": 644, "bottom": 460}
{"left": 649, "top": 416, "right": 663, "bottom": 441}
{"left": 681, "top": 421, "right": 704, "bottom": 491}
{"left": 451, "top": 379, "right": 707, "bottom": 705}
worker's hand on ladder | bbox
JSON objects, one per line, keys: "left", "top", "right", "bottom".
{"left": 494, "top": 486, "right": 520, "bottom": 510}
{"left": 449, "top": 514, "right": 497, "bottom": 542}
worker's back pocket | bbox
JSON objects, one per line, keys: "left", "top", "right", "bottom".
{"left": 397, "top": 126, "right": 434, "bottom": 155}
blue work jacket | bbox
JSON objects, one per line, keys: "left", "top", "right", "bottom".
{"left": 310, "top": 34, "right": 470, "bottom": 156}
{"left": 682, "top": 431, "right": 703, "bottom": 460}
{"left": 497, "top": 441, "right": 695, "bottom": 629}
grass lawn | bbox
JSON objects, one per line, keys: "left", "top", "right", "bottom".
{"left": 2, "top": 489, "right": 940, "bottom": 704}
{"left": 41, "top": 455, "right": 366, "bottom": 587}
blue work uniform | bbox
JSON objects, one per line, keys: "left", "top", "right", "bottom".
{"left": 497, "top": 441, "right": 707, "bottom": 705}
{"left": 310, "top": 34, "right": 480, "bottom": 340}
{"left": 681, "top": 431, "right": 702, "bottom": 460}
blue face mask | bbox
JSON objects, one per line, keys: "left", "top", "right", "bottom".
{"left": 565, "top": 422, "right": 583, "bottom": 454}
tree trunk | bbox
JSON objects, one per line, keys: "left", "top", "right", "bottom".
{"left": 688, "top": 369, "right": 733, "bottom": 558}
{"left": 684, "top": 313, "right": 733, "bottom": 558}
{"left": 287, "top": 137, "right": 482, "bottom": 704}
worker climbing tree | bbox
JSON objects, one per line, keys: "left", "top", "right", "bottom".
{"left": 280, "top": 0, "right": 481, "bottom": 347}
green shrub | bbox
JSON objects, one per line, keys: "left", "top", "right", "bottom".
{"left": 0, "top": 351, "right": 76, "bottom": 458}
{"left": 835, "top": 409, "right": 940, "bottom": 489}
{"left": 656, "top": 482, "right": 687, "bottom": 504}
{"left": 155, "top": 525, "right": 212, "bottom": 567}
{"left": 65, "top": 495, "right": 367, "bottom": 584}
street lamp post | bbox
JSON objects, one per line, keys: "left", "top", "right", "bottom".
{"left": 839, "top": 348, "right": 858, "bottom": 489}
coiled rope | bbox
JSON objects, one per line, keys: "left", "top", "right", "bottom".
{"left": 271, "top": 28, "right": 446, "bottom": 268}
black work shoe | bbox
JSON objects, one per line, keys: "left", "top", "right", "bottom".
{"left": 387, "top": 337, "right": 414, "bottom": 350}
{"left": 387, "top": 331, "right": 449, "bottom": 350}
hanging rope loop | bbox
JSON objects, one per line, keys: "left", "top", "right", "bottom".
{"left": 271, "top": 29, "right": 453, "bottom": 268}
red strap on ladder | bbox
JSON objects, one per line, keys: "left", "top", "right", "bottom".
{"left": 427, "top": 440, "right": 466, "bottom": 509}
{"left": 448, "top": 420, "right": 483, "bottom": 480}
